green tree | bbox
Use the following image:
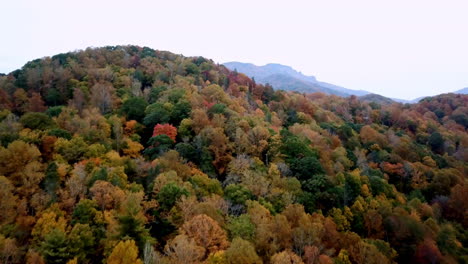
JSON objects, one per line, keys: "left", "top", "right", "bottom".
{"left": 117, "top": 192, "right": 152, "bottom": 250}
{"left": 144, "top": 135, "right": 174, "bottom": 159}
{"left": 171, "top": 100, "right": 191, "bottom": 124}
{"left": 55, "top": 137, "right": 88, "bottom": 163}
{"left": 224, "top": 184, "right": 254, "bottom": 207}
{"left": 224, "top": 237, "right": 262, "bottom": 264}
{"left": 47, "top": 128, "right": 72, "bottom": 140}
{"left": 20, "top": 112, "right": 55, "bottom": 130}
{"left": 120, "top": 97, "right": 148, "bottom": 122}
{"left": 46, "top": 106, "right": 64, "bottom": 117}
{"left": 289, "top": 156, "right": 324, "bottom": 181}
{"left": 41, "top": 162, "right": 60, "bottom": 200}
{"left": 227, "top": 214, "right": 255, "bottom": 241}
{"left": 39, "top": 229, "right": 70, "bottom": 264}
{"left": 157, "top": 183, "right": 189, "bottom": 211}
{"left": 428, "top": 132, "right": 444, "bottom": 154}
{"left": 71, "top": 199, "right": 105, "bottom": 230}
{"left": 68, "top": 223, "right": 96, "bottom": 262}
{"left": 175, "top": 142, "right": 197, "bottom": 161}
{"left": 143, "top": 103, "right": 171, "bottom": 128}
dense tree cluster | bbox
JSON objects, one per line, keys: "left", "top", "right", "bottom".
{"left": 0, "top": 46, "right": 466, "bottom": 263}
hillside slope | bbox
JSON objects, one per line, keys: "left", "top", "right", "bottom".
{"left": 0, "top": 46, "right": 467, "bottom": 264}
{"left": 359, "top": 93, "right": 397, "bottom": 105}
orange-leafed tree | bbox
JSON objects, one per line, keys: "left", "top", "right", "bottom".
{"left": 271, "top": 250, "right": 303, "bottom": 264}
{"left": 446, "top": 184, "right": 468, "bottom": 227}
{"left": 153, "top": 124, "right": 177, "bottom": 142}
{"left": 0, "top": 176, "right": 18, "bottom": 226}
{"left": 124, "top": 120, "right": 138, "bottom": 135}
{"left": 89, "top": 180, "right": 125, "bottom": 211}
{"left": 303, "top": 245, "right": 320, "bottom": 264}
{"left": 0, "top": 140, "right": 44, "bottom": 198}
{"left": 182, "top": 214, "right": 229, "bottom": 254}
{"left": 0, "top": 89, "right": 12, "bottom": 110}
{"left": 164, "top": 234, "right": 205, "bottom": 264}
{"left": 28, "top": 92, "right": 47, "bottom": 112}
{"left": 0, "top": 235, "right": 20, "bottom": 264}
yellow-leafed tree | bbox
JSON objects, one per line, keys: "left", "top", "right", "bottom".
{"left": 107, "top": 240, "right": 142, "bottom": 264}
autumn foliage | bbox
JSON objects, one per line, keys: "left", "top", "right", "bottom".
{"left": 0, "top": 46, "right": 466, "bottom": 263}
{"left": 153, "top": 123, "right": 177, "bottom": 141}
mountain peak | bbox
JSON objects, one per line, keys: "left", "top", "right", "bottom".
{"left": 263, "top": 63, "right": 294, "bottom": 70}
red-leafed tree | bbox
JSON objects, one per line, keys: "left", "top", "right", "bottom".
{"left": 0, "top": 89, "right": 12, "bottom": 110}
{"left": 28, "top": 92, "right": 47, "bottom": 112}
{"left": 414, "top": 238, "right": 443, "bottom": 264}
{"left": 153, "top": 124, "right": 177, "bottom": 142}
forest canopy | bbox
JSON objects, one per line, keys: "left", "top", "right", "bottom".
{"left": 0, "top": 45, "right": 466, "bottom": 264}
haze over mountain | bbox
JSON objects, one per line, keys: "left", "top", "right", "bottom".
{"left": 225, "top": 62, "right": 468, "bottom": 104}
{"left": 393, "top": 87, "right": 468, "bottom": 104}
{"left": 224, "top": 62, "right": 371, "bottom": 97}
{"left": 455, "top": 87, "right": 468, "bottom": 94}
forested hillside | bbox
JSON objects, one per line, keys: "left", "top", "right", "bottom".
{"left": 0, "top": 46, "right": 466, "bottom": 264}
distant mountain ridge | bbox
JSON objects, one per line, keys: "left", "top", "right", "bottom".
{"left": 454, "top": 87, "right": 468, "bottom": 94}
{"left": 225, "top": 62, "right": 468, "bottom": 104}
{"left": 224, "top": 62, "right": 370, "bottom": 97}
{"left": 394, "top": 87, "right": 468, "bottom": 104}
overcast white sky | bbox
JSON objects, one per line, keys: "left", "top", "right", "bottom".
{"left": 1, "top": 0, "right": 468, "bottom": 99}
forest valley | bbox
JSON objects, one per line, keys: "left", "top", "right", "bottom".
{"left": 0, "top": 46, "right": 466, "bottom": 264}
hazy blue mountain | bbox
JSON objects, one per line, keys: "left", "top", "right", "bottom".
{"left": 402, "top": 88, "right": 467, "bottom": 103}
{"left": 251, "top": 73, "right": 350, "bottom": 96}
{"left": 408, "top": 96, "right": 427, "bottom": 103}
{"left": 454, "top": 87, "right": 468, "bottom": 94}
{"left": 224, "top": 62, "right": 370, "bottom": 97}
{"left": 224, "top": 62, "right": 467, "bottom": 104}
